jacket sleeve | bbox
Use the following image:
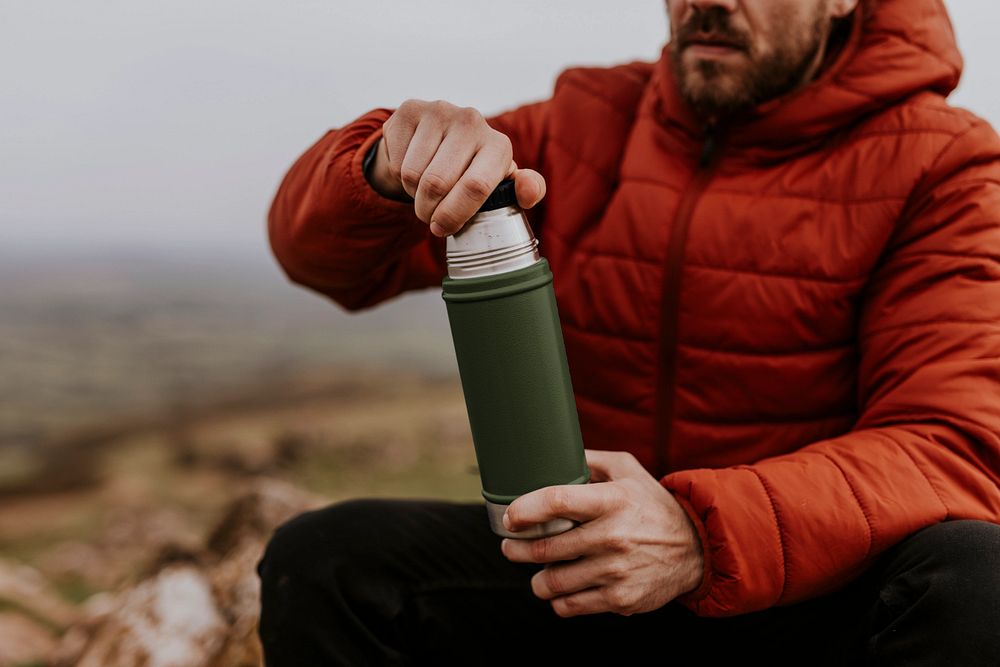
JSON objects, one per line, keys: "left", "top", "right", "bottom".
{"left": 662, "top": 120, "right": 1000, "bottom": 617}
{"left": 267, "top": 97, "right": 551, "bottom": 311}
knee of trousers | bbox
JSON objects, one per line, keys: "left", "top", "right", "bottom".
{"left": 257, "top": 498, "right": 397, "bottom": 594}
{"left": 882, "top": 519, "right": 1000, "bottom": 626}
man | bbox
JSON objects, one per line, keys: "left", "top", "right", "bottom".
{"left": 258, "top": 0, "right": 1000, "bottom": 664}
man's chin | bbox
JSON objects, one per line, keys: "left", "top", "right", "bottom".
{"left": 679, "top": 73, "right": 751, "bottom": 120}
{"left": 671, "top": 47, "right": 755, "bottom": 119}
{"left": 682, "top": 67, "right": 743, "bottom": 100}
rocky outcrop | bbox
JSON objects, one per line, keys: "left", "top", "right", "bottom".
{"left": 0, "top": 612, "right": 58, "bottom": 666}
{"left": 48, "top": 479, "right": 322, "bottom": 667}
{"left": 66, "top": 565, "right": 226, "bottom": 667}
{"left": 0, "top": 558, "right": 79, "bottom": 629}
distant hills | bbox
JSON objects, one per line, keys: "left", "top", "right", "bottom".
{"left": 0, "top": 248, "right": 459, "bottom": 452}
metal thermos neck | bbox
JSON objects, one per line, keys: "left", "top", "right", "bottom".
{"left": 445, "top": 206, "right": 541, "bottom": 279}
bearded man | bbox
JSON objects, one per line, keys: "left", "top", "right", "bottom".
{"left": 258, "top": 0, "right": 1000, "bottom": 664}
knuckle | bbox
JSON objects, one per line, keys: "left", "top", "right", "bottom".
{"left": 396, "top": 98, "right": 423, "bottom": 120}
{"left": 608, "top": 486, "right": 629, "bottom": 511}
{"left": 543, "top": 569, "right": 565, "bottom": 597}
{"left": 399, "top": 166, "right": 421, "bottom": 190}
{"left": 431, "top": 99, "right": 455, "bottom": 116}
{"left": 491, "top": 130, "right": 513, "bottom": 157}
{"left": 605, "top": 529, "right": 630, "bottom": 552}
{"left": 419, "top": 171, "right": 451, "bottom": 200}
{"left": 546, "top": 487, "right": 571, "bottom": 516}
{"left": 529, "top": 538, "right": 550, "bottom": 563}
{"left": 530, "top": 571, "right": 550, "bottom": 599}
{"left": 460, "top": 175, "right": 494, "bottom": 202}
{"left": 456, "top": 105, "right": 482, "bottom": 126}
{"left": 553, "top": 596, "right": 578, "bottom": 618}
{"left": 605, "top": 586, "right": 631, "bottom": 611}
{"left": 606, "top": 557, "right": 629, "bottom": 581}
{"left": 430, "top": 206, "right": 463, "bottom": 233}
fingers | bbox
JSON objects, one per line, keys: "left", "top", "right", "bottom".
{"left": 548, "top": 585, "right": 640, "bottom": 618}
{"left": 584, "top": 449, "right": 644, "bottom": 483}
{"left": 409, "top": 130, "right": 477, "bottom": 226}
{"left": 549, "top": 587, "right": 607, "bottom": 617}
{"left": 397, "top": 115, "right": 447, "bottom": 200}
{"left": 500, "top": 524, "right": 597, "bottom": 564}
{"left": 380, "top": 99, "right": 543, "bottom": 236}
{"left": 530, "top": 559, "right": 602, "bottom": 601}
{"left": 527, "top": 556, "right": 633, "bottom": 608}
{"left": 428, "top": 134, "right": 511, "bottom": 235}
{"left": 504, "top": 483, "right": 622, "bottom": 532}
{"left": 378, "top": 105, "right": 419, "bottom": 194}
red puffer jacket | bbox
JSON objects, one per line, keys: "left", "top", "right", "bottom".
{"left": 268, "top": 0, "right": 1000, "bottom": 617}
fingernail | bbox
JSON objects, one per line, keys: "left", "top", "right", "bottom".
{"left": 502, "top": 512, "right": 512, "bottom": 530}
{"left": 430, "top": 221, "right": 445, "bottom": 236}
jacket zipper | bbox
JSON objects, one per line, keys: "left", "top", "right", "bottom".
{"left": 654, "top": 131, "right": 721, "bottom": 479}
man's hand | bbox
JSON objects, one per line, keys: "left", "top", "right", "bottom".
{"left": 500, "top": 449, "right": 704, "bottom": 617}
{"left": 368, "top": 99, "right": 546, "bottom": 237}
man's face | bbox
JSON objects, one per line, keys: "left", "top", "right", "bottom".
{"left": 666, "top": 0, "right": 850, "bottom": 120}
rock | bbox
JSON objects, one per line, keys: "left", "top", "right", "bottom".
{"left": 0, "top": 611, "right": 57, "bottom": 667}
{"left": 51, "top": 478, "right": 324, "bottom": 666}
{"left": 36, "top": 505, "right": 201, "bottom": 592}
{"left": 46, "top": 592, "right": 117, "bottom": 667}
{"left": 204, "top": 479, "right": 322, "bottom": 666}
{"left": 70, "top": 564, "right": 227, "bottom": 667}
{"left": 205, "top": 478, "right": 321, "bottom": 557}
{"left": 206, "top": 541, "right": 269, "bottom": 667}
{"left": 0, "top": 558, "right": 79, "bottom": 629}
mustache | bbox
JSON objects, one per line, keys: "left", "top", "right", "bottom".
{"left": 675, "top": 7, "right": 750, "bottom": 51}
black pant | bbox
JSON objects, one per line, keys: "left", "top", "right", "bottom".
{"left": 257, "top": 498, "right": 1000, "bottom": 666}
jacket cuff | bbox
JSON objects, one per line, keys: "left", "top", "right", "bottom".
{"left": 344, "top": 110, "right": 421, "bottom": 229}
{"left": 362, "top": 137, "right": 380, "bottom": 177}
{"left": 663, "top": 483, "right": 713, "bottom": 605}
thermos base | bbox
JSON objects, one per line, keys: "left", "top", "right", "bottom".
{"left": 486, "top": 500, "right": 576, "bottom": 539}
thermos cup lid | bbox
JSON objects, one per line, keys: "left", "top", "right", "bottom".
{"left": 446, "top": 178, "right": 539, "bottom": 278}
{"left": 477, "top": 179, "right": 518, "bottom": 213}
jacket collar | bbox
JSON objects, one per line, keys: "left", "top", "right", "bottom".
{"left": 651, "top": 0, "right": 963, "bottom": 157}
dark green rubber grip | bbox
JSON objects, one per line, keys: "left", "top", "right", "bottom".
{"left": 442, "top": 258, "right": 590, "bottom": 505}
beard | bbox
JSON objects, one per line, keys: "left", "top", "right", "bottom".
{"left": 669, "top": 5, "right": 830, "bottom": 120}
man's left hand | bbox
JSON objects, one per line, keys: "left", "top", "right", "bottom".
{"left": 500, "top": 449, "right": 704, "bottom": 617}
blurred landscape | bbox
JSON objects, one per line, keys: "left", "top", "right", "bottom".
{"left": 0, "top": 249, "right": 481, "bottom": 665}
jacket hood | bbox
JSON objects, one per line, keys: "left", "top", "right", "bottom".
{"left": 653, "top": 0, "right": 964, "bottom": 150}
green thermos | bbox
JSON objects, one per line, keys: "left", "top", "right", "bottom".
{"left": 441, "top": 179, "right": 590, "bottom": 539}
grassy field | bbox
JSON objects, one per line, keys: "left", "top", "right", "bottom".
{"left": 0, "top": 249, "right": 483, "bottom": 605}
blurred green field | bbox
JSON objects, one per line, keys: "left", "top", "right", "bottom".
{"left": 0, "top": 250, "right": 481, "bottom": 608}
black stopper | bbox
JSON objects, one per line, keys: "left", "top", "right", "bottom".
{"left": 476, "top": 179, "right": 518, "bottom": 213}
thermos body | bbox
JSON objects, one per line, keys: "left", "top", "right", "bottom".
{"left": 441, "top": 181, "right": 590, "bottom": 539}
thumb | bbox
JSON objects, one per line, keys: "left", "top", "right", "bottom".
{"left": 584, "top": 449, "right": 644, "bottom": 482}
{"left": 506, "top": 161, "right": 547, "bottom": 209}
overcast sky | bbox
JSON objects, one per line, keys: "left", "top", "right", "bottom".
{"left": 1, "top": 1, "right": 997, "bottom": 262}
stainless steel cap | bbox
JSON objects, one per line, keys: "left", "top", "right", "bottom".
{"left": 445, "top": 206, "right": 541, "bottom": 279}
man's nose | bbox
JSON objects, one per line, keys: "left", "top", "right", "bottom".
{"left": 688, "top": 0, "right": 738, "bottom": 11}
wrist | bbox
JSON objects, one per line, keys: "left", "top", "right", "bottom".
{"left": 669, "top": 490, "right": 713, "bottom": 601}
{"left": 364, "top": 136, "right": 412, "bottom": 203}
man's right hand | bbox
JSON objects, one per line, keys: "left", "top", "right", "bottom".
{"left": 367, "top": 99, "right": 547, "bottom": 237}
